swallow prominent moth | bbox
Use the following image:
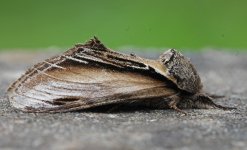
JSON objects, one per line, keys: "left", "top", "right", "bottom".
{"left": 7, "top": 37, "right": 235, "bottom": 113}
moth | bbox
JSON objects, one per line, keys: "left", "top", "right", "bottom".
{"left": 7, "top": 37, "right": 235, "bottom": 114}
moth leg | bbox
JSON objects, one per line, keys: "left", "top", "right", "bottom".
{"left": 167, "top": 95, "right": 187, "bottom": 115}
{"left": 193, "top": 94, "right": 236, "bottom": 110}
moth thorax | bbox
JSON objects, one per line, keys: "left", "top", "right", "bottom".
{"left": 160, "top": 49, "right": 202, "bottom": 93}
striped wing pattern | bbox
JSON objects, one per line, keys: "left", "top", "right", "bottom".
{"left": 7, "top": 39, "right": 178, "bottom": 112}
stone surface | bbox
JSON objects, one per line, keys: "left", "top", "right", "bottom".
{"left": 0, "top": 50, "right": 246, "bottom": 150}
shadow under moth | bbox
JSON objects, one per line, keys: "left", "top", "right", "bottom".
{"left": 7, "top": 37, "right": 235, "bottom": 114}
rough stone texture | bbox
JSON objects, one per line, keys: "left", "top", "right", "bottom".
{"left": 0, "top": 50, "right": 246, "bottom": 150}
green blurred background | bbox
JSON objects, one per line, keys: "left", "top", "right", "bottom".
{"left": 0, "top": 0, "right": 247, "bottom": 51}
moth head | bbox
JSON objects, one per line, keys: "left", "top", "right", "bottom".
{"left": 159, "top": 49, "right": 203, "bottom": 93}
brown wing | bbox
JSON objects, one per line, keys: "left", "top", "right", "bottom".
{"left": 7, "top": 38, "right": 179, "bottom": 112}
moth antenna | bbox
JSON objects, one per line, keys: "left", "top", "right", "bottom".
{"left": 193, "top": 94, "right": 236, "bottom": 110}
{"left": 213, "top": 103, "right": 237, "bottom": 110}
{"left": 205, "top": 93, "right": 225, "bottom": 99}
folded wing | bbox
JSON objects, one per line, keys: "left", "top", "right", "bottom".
{"left": 7, "top": 38, "right": 178, "bottom": 112}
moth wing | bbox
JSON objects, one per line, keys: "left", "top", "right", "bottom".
{"left": 7, "top": 38, "right": 178, "bottom": 112}
{"left": 8, "top": 60, "right": 177, "bottom": 112}
{"left": 67, "top": 37, "right": 170, "bottom": 80}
